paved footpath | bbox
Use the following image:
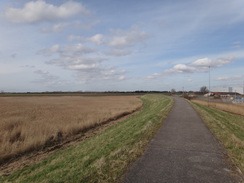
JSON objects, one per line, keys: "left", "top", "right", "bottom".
{"left": 123, "top": 97, "right": 242, "bottom": 183}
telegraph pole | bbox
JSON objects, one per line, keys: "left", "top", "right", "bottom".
{"left": 208, "top": 65, "right": 210, "bottom": 106}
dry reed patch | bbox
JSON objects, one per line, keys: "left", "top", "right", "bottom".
{"left": 0, "top": 96, "right": 142, "bottom": 163}
{"left": 192, "top": 99, "right": 244, "bottom": 116}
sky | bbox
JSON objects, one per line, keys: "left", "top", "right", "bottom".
{"left": 0, "top": 0, "right": 244, "bottom": 92}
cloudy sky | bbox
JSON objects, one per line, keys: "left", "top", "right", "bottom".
{"left": 0, "top": 0, "right": 243, "bottom": 92}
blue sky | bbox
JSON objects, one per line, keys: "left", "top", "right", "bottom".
{"left": 0, "top": 0, "right": 243, "bottom": 92}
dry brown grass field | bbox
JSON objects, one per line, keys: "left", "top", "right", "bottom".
{"left": 0, "top": 95, "right": 142, "bottom": 163}
{"left": 192, "top": 99, "right": 244, "bottom": 116}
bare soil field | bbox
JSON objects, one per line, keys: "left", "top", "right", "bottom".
{"left": 191, "top": 99, "right": 244, "bottom": 116}
{"left": 0, "top": 95, "right": 142, "bottom": 164}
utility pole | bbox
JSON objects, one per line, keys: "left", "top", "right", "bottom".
{"left": 243, "top": 81, "right": 244, "bottom": 95}
{"left": 208, "top": 65, "right": 210, "bottom": 106}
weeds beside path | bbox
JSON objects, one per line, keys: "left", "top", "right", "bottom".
{"left": 0, "top": 94, "right": 173, "bottom": 183}
{"left": 191, "top": 102, "right": 244, "bottom": 175}
{"left": 192, "top": 99, "right": 244, "bottom": 116}
{"left": 123, "top": 97, "right": 242, "bottom": 183}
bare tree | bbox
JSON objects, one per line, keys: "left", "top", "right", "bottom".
{"left": 200, "top": 86, "right": 208, "bottom": 94}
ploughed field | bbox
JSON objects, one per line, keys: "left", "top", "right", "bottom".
{"left": 0, "top": 95, "right": 142, "bottom": 163}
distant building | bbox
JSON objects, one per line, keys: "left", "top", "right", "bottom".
{"left": 212, "top": 87, "right": 244, "bottom": 95}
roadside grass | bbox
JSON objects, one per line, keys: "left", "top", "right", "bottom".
{"left": 192, "top": 99, "right": 244, "bottom": 116}
{"left": 0, "top": 94, "right": 173, "bottom": 183}
{"left": 191, "top": 102, "right": 244, "bottom": 174}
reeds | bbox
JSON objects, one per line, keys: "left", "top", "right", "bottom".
{"left": 0, "top": 96, "right": 142, "bottom": 163}
{"left": 192, "top": 100, "right": 244, "bottom": 116}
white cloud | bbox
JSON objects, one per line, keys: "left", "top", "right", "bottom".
{"left": 34, "top": 70, "right": 49, "bottom": 75}
{"left": 214, "top": 57, "right": 235, "bottom": 67}
{"left": 191, "top": 58, "right": 211, "bottom": 68}
{"left": 104, "top": 49, "right": 132, "bottom": 56}
{"left": 109, "top": 37, "right": 127, "bottom": 48}
{"left": 147, "top": 55, "right": 236, "bottom": 80}
{"left": 38, "top": 44, "right": 94, "bottom": 56}
{"left": 4, "top": 1, "right": 89, "bottom": 23}
{"left": 67, "top": 35, "right": 83, "bottom": 42}
{"left": 42, "top": 45, "right": 125, "bottom": 83}
{"left": 233, "top": 41, "right": 241, "bottom": 45}
{"left": 41, "top": 22, "right": 69, "bottom": 33}
{"left": 73, "top": 66, "right": 126, "bottom": 83}
{"left": 74, "top": 20, "right": 100, "bottom": 30}
{"left": 191, "top": 56, "right": 235, "bottom": 68}
{"left": 118, "top": 76, "right": 126, "bottom": 80}
{"left": 68, "top": 64, "right": 99, "bottom": 70}
{"left": 42, "top": 20, "right": 98, "bottom": 34}
{"left": 232, "top": 45, "right": 241, "bottom": 49}
{"left": 145, "top": 75, "right": 155, "bottom": 80}
{"left": 37, "top": 44, "right": 61, "bottom": 56}
{"left": 33, "top": 69, "right": 65, "bottom": 87}
{"left": 47, "top": 55, "right": 106, "bottom": 66}
{"left": 68, "top": 26, "right": 149, "bottom": 48}
{"left": 63, "top": 44, "right": 95, "bottom": 55}
{"left": 108, "top": 27, "right": 149, "bottom": 48}
{"left": 145, "top": 73, "right": 160, "bottom": 80}
{"left": 165, "top": 64, "right": 197, "bottom": 74}
{"left": 152, "top": 73, "right": 160, "bottom": 76}
{"left": 88, "top": 34, "right": 104, "bottom": 45}
{"left": 99, "top": 69, "right": 126, "bottom": 81}
{"left": 21, "top": 65, "right": 35, "bottom": 69}
{"left": 102, "top": 69, "right": 125, "bottom": 76}
{"left": 231, "top": 41, "right": 241, "bottom": 49}
{"left": 36, "top": 25, "right": 149, "bottom": 83}
{"left": 146, "top": 63, "right": 198, "bottom": 79}
{"left": 215, "top": 75, "right": 243, "bottom": 81}
{"left": 168, "top": 56, "right": 236, "bottom": 74}
{"left": 66, "top": 26, "right": 149, "bottom": 58}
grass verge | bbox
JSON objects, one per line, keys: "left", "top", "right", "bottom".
{"left": 191, "top": 102, "right": 244, "bottom": 174}
{"left": 0, "top": 94, "right": 173, "bottom": 183}
{"left": 192, "top": 99, "right": 244, "bottom": 116}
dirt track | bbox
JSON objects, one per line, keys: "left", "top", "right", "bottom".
{"left": 123, "top": 97, "right": 243, "bottom": 183}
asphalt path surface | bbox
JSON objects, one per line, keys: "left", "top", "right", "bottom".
{"left": 122, "top": 97, "right": 242, "bottom": 183}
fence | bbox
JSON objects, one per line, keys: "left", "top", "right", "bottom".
{"left": 232, "top": 98, "right": 244, "bottom": 104}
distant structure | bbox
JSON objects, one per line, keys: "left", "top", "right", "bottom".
{"left": 212, "top": 87, "right": 244, "bottom": 95}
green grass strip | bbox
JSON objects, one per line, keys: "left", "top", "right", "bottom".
{"left": 191, "top": 102, "right": 244, "bottom": 174}
{"left": 0, "top": 94, "right": 173, "bottom": 183}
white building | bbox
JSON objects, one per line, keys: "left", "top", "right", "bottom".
{"left": 212, "top": 87, "right": 244, "bottom": 95}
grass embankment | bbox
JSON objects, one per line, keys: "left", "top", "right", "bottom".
{"left": 192, "top": 99, "right": 244, "bottom": 116}
{"left": 191, "top": 102, "right": 244, "bottom": 174}
{"left": 0, "top": 94, "right": 173, "bottom": 183}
